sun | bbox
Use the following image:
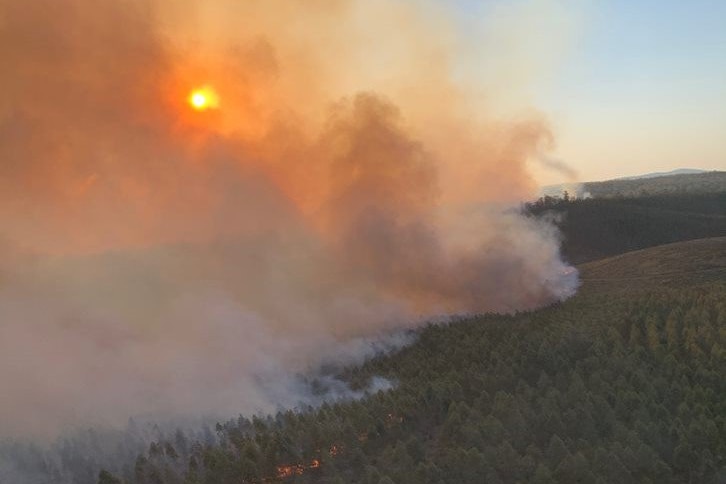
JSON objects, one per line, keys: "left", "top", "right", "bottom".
{"left": 188, "top": 86, "right": 219, "bottom": 111}
{"left": 190, "top": 92, "right": 207, "bottom": 109}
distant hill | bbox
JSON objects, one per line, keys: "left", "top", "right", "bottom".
{"left": 525, "top": 192, "right": 726, "bottom": 264}
{"left": 541, "top": 170, "right": 726, "bottom": 199}
{"left": 583, "top": 170, "right": 726, "bottom": 198}
{"left": 618, "top": 168, "right": 705, "bottom": 180}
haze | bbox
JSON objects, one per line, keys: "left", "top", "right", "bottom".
{"left": 0, "top": 0, "right": 579, "bottom": 438}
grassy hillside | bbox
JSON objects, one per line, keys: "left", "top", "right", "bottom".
{"left": 525, "top": 192, "right": 726, "bottom": 264}
{"left": 108, "top": 240, "right": 726, "bottom": 484}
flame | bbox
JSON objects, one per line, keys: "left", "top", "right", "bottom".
{"left": 275, "top": 458, "right": 322, "bottom": 480}
{"left": 275, "top": 464, "right": 304, "bottom": 479}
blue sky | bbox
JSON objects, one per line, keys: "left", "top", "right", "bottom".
{"left": 545, "top": 0, "right": 726, "bottom": 112}
{"left": 458, "top": 0, "right": 726, "bottom": 182}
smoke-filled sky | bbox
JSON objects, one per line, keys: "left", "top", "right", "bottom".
{"left": 0, "top": 0, "right": 586, "bottom": 439}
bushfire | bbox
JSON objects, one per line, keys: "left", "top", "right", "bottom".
{"left": 276, "top": 458, "right": 321, "bottom": 479}
{"left": 267, "top": 413, "right": 402, "bottom": 481}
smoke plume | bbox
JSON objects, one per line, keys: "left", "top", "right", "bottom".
{"left": 0, "top": 0, "right": 578, "bottom": 439}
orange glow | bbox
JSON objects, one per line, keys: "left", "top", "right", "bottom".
{"left": 276, "top": 463, "right": 305, "bottom": 479}
{"left": 275, "top": 458, "right": 322, "bottom": 480}
{"left": 188, "top": 86, "right": 219, "bottom": 111}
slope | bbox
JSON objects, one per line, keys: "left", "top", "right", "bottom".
{"left": 584, "top": 171, "right": 726, "bottom": 198}
{"left": 579, "top": 236, "right": 726, "bottom": 289}
{"left": 541, "top": 170, "right": 726, "bottom": 199}
{"left": 109, "top": 240, "right": 726, "bottom": 484}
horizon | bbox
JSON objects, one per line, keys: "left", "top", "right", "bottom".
{"left": 452, "top": 1, "right": 726, "bottom": 186}
{"left": 540, "top": 166, "right": 724, "bottom": 188}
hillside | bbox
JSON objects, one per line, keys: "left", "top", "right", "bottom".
{"left": 579, "top": 237, "right": 726, "bottom": 290}
{"left": 9, "top": 187, "right": 726, "bottom": 483}
{"left": 88, "top": 239, "right": 726, "bottom": 484}
{"left": 541, "top": 170, "right": 726, "bottom": 199}
{"left": 525, "top": 192, "right": 726, "bottom": 264}
{"left": 618, "top": 168, "right": 706, "bottom": 180}
{"left": 584, "top": 171, "right": 726, "bottom": 198}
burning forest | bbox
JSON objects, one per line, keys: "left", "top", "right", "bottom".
{"left": 0, "top": 0, "right": 577, "bottom": 445}
{"left": 4, "top": 1, "right": 724, "bottom": 482}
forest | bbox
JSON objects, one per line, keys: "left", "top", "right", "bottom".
{"left": 107, "top": 238, "right": 726, "bottom": 483}
{"left": 524, "top": 191, "right": 726, "bottom": 263}
{"left": 3, "top": 194, "right": 725, "bottom": 484}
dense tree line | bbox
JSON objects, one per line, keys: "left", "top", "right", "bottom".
{"left": 99, "top": 273, "right": 726, "bottom": 483}
{"left": 524, "top": 192, "right": 726, "bottom": 263}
